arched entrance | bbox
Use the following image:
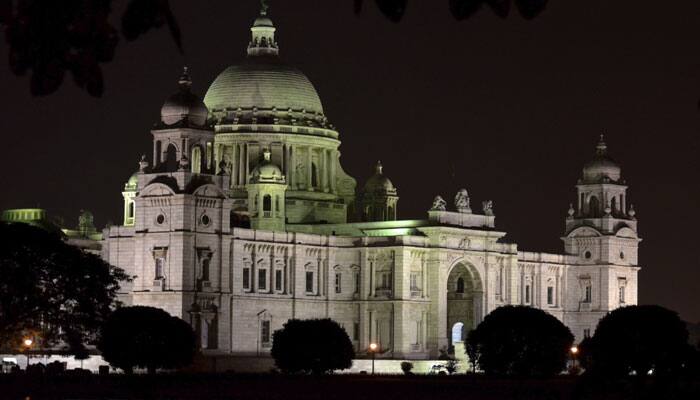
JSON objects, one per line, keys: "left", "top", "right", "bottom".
{"left": 446, "top": 262, "right": 483, "bottom": 355}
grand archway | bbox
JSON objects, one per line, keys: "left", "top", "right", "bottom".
{"left": 446, "top": 262, "right": 483, "bottom": 355}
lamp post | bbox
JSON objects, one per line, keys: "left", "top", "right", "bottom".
{"left": 369, "top": 343, "right": 378, "bottom": 375}
{"left": 22, "top": 338, "right": 33, "bottom": 369}
{"left": 570, "top": 345, "right": 579, "bottom": 372}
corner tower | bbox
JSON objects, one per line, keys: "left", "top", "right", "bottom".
{"left": 562, "top": 136, "right": 640, "bottom": 319}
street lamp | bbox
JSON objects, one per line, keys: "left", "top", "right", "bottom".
{"left": 570, "top": 345, "right": 579, "bottom": 371}
{"left": 22, "top": 337, "right": 33, "bottom": 369}
{"left": 369, "top": 343, "right": 378, "bottom": 375}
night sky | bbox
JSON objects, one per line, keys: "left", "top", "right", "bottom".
{"left": 1, "top": 1, "right": 698, "bottom": 322}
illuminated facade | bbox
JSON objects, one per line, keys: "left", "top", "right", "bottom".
{"left": 102, "top": 7, "right": 640, "bottom": 363}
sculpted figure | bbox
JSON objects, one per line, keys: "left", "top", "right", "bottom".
{"left": 454, "top": 189, "right": 471, "bottom": 213}
{"left": 430, "top": 195, "right": 447, "bottom": 211}
{"left": 482, "top": 200, "right": 494, "bottom": 216}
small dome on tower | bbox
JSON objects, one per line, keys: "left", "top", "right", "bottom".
{"left": 124, "top": 172, "right": 138, "bottom": 191}
{"left": 250, "top": 149, "right": 285, "bottom": 183}
{"left": 160, "top": 67, "right": 209, "bottom": 126}
{"left": 363, "top": 161, "right": 397, "bottom": 194}
{"left": 582, "top": 135, "right": 622, "bottom": 183}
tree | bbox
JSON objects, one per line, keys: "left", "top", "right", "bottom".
{"left": 98, "top": 306, "right": 196, "bottom": 374}
{"left": 271, "top": 318, "right": 354, "bottom": 374}
{"left": 587, "top": 305, "right": 690, "bottom": 377}
{"left": 0, "top": 222, "right": 128, "bottom": 355}
{"left": 466, "top": 305, "right": 574, "bottom": 376}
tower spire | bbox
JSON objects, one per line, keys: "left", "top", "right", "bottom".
{"left": 596, "top": 133, "right": 607, "bottom": 155}
{"left": 178, "top": 66, "right": 192, "bottom": 88}
{"left": 260, "top": 0, "right": 269, "bottom": 16}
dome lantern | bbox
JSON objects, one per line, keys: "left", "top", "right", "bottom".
{"left": 582, "top": 134, "right": 622, "bottom": 183}
{"left": 247, "top": 0, "right": 279, "bottom": 57}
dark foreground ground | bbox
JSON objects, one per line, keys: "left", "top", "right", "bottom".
{"left": 1, "top": 374, "right": 699, "bottom": 400}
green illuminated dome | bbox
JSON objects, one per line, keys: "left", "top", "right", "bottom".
{"left": 204, "top": 61, "right": 323, "bottom": 115}
{"left": 124, "top": 172, "right": 138, "bottom": 191}
{"left": 203, "top": 9, "right": 328, "bottom": 126}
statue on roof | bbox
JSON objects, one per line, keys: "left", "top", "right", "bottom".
{"left": 454, "top": 189, "right": 471, "bottom": 213}
{"left": 430, "top": 195, "right": 447, "bottom": 211}
{"left": 260, "top": 0, "right": 269, "bottom": 15}
{"left": 482, "top": 200, "right": 494, "bottom": 216}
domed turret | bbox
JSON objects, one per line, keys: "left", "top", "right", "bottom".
{"left": 361, "top": 161, "right": 399, "bottom": 222}
{"left": 250, "top": 149, "right": 285, "bottom": 184}
{"left": 363, "top": 161, "right": 396, "bottom": 194}
{"left": 582, "top": 135, "right": 622, "bottom": 183}
{"left": 160, "top": 67, "right": 209, "bottom": 127}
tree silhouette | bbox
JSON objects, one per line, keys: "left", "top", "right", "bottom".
{"left": 271, "top": 318, "right": 354, "bottom": 374}
{"left": 587, "top": 305, "right": 690, "bottom": 377}
{"left": 0, "top": 222, "right": 128, "bottom": 356}
{"left": 98, "top": 306, "right": 197, "bottom": 374}
{"left": 466, "top": 305, "right": 574, "bottom": 376}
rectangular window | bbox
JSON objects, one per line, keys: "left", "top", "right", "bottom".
{"left": 584, "top": 285, "right": 592, "bottom": 303}
{"left": 353, "top": 322, "right": 359, "bottom": 341}
{"left": 242, "top": 267, "right": 250, "bottom": 290}
{"left": 354, "top": 272, "right": 360, "bottom": 294}
{"left": 258, "top": 269, "right": 267, "bottom": 291}
{"left": 380, "top": 272, "right": 392, "bottom": 289}
{"left": 275, "top": 269, "right": 282, "bottom": 291}
{"left": 335, "top": 273, "right": 342, "bottom": 294}
{"left": 261, "top": 320, "right": 271, "bottom": 345}
{"left": 201, "top": 259, "right": 210, "bottom": 281}
{"left": 306, "top": 271, "right": 314, "bottom": 293}
{"left": 619, "top": 286, "right": 625, "bottom": 303}
{"left": 547, "top": 286, "right": 554, "bottom": 305}
{"left": 155, "top": 257, "right": 165, "bottom": 279}
{"left": 525, "top": 284, "right": 531, "bottom": 303}
{"left": 410, "top": 273, "right": 418, "bottom": 290}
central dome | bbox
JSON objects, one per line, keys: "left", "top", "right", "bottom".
{"left": 204, "top": 58, "right": 324, "bottom": 115}
{"left": 203, "top": 11, "right": 324, "bottom": 117}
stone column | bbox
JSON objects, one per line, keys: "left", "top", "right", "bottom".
{"left": 230, "top": 145, "right": 238, "bottom": 187}
{"left": 306, "top": 147, "right": 313, "bottom": 191}
{"left": 288, "top": 145, "right": 294, "bottom": 188}
{"left": 320, "top": 148, "right": 327, "bottom": 192}
{"left": 244, "top": 143, "right": 250, "bottom": 184}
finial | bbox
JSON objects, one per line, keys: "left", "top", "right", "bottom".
{"left": 263, "top": 148, "right": 271, "bottom": 162}
{"left": 596, "top": 133, "right": 607, "bottom": 154}
{"left": 260, "top": 0, "right": 269, "bottom": 16}
{"left": 178, "top": 66, "right": 192, "bottom": 87}
{"left": 375, "top": 160, "right": 383, "bottom": 174}
{"left": 139, "top": 154, "right": 149, "bottom": 172}
{"left": 628, "top": 204, "right": 636, "bottom": 219}
{"left": 567, "top": 203, "right": 575, "bottom": 218}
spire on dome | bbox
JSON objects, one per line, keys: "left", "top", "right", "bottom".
{"left": 247, "top": 1, "right": 278, "bottom": 57}
{"left": 375, "top": 160, "right": 383, "bottom": 175}
{"left": 596, "top": 133, "right": 607, "bottom": 155}
{"left": 178, "top": 66, "right": 192, "bottom": 88}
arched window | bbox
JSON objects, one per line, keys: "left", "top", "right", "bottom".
{"left": 127, "top": 201, "right": 135, "bottom": 220}
{"left": 589, "top": 196, "right": 600, "bottom": 217}
{"left": 263, "top": 195, "right": 272, "bottom": 212}
{"left": 165, "top": 143, "right": 178, "bottom": 171}
{"left": 456, "top": 277, "right": 465, "bottom": 294}
{"left": 155, "top": 141, "right": 162, "bottom": 165}
{"left": 275, "top": 195, "right": 280, "bottom": 213}
{"left": 311, "top": 163, "right": 318, "bottom": 188}
{"left": 611, "top": 197, "right": 617, "bottom": 214}
{"left": 191, "top": 146, "right": 202, "bottom": 174}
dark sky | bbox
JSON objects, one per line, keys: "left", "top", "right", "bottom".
{"left": 1, "top": 1, "right": 699, "bottom": 321}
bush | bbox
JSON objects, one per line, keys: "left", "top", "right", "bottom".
{"left": 400, "top": 361, "right": 414, "bottom": 375}
{"left": 98, "top": 306, "right": 196, "bottom": 374}
{"left": 466, "top": 305, "right": 574, "bottom": 376}
{"left": 271, "top": 318, "right": 354, "bottom": 374}
{"left": 587, "top": 305, "right": 689, "bottom": 377}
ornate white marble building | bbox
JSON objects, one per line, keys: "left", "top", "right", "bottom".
{"left": 102, "top": 7, "right": 640, "bottom": 362}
